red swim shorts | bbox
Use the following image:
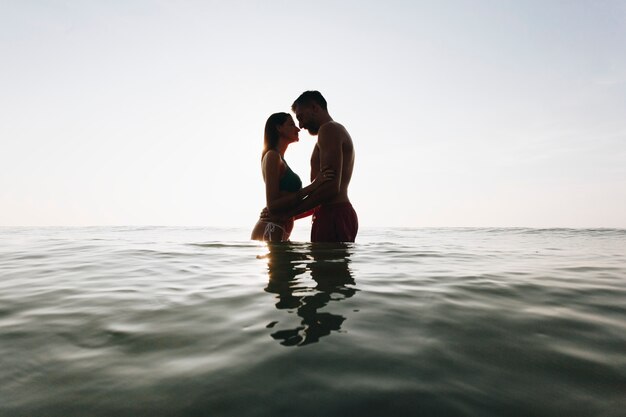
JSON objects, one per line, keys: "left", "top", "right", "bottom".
{"left": 311, "top": 202, "right": 358, "bottom": 243}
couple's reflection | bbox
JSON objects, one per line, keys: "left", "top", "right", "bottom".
{"left": 263, "top": 242, "right": 357, "bottom": 347}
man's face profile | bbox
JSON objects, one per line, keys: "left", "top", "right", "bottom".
{"left": 294, "top": 103, "right": 319, "bottom": 135}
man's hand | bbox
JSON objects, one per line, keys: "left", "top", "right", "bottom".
{"left": 260, "top": 207, "right": 287, "bottom": 223}
{"left": 260, "top": 207, "right": 270, "bottom": 221}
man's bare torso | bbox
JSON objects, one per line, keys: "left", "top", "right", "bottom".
{"left": 310, "top": 121, "right": 354, "bottom": 205}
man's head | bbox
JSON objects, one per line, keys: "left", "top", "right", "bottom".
{"left": 291, "top": 90, "right": 328, "bottom": 135}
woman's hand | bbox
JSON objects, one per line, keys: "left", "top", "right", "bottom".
{"left": 313, "top": 166, "right": 335, "bottom": 188}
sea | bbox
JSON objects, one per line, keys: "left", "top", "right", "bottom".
{"left": 1, "top": 226, "right": 625, "bottom": 417}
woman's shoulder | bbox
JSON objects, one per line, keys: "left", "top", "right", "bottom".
{"left": 262, "top": 150, "right": 284, "bottom": 172}
{"left": 262, "top": 149, "right": 281, "bottom": 163}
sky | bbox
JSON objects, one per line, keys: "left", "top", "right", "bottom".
{"left": 1, "top": 0, "right": 625, "bottom": 228}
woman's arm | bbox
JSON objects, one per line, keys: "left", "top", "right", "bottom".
{"left": 263, "top": 151, "right": 333, "bottom": 215}
{"left": 263, "top": 151, "right": 297, "bottom": 214}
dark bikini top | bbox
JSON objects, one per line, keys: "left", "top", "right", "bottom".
{"left": 279, "top": 157, "right": 302, "bottom": 192}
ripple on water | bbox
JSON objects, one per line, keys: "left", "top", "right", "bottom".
{"left": 1, "top": 227, "right": 625, "bottom": 416}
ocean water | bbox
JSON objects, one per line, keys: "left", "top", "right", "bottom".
{"left": 1, "top": 226, "right": 625, "bottom": 417}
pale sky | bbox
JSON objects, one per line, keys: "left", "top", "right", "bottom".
{"left": 1, "top": 0, "right": 625, "bottom": 228}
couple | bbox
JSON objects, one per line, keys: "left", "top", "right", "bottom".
{"left": 251, "top": 91, "right": 358, "bottom": 243}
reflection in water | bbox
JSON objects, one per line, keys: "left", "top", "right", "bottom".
{"left": 263, "top": 242, "right": 357, "bottom": 347}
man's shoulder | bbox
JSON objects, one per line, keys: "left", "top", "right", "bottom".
{"left": 318, "top": 121, "right": 348, "bottom": 144}
{"left": 319, "top": 121, "right": 346, "bottom": 134}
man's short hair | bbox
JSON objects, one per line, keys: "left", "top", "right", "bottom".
{"left": 292, "top": 90, "right": 327, "bottom": 111}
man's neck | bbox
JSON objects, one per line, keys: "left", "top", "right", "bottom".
{"left": 318, "top": 115, "right": 333, "bottom": 129}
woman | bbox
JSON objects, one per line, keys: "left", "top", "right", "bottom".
{"left": 251, "top": 112, "right": 332, "bottom": 242}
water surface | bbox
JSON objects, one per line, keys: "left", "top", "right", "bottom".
{"left": 1, "top": 227, "right": 625, "bottom": 416}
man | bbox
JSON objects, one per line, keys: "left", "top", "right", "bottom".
{"left": 288, "top": 90, "right": 358, "bottom": 242}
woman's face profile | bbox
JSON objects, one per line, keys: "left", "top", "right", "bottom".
{"left": 278, "top": 117, "right": 300, "bottom": 143}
